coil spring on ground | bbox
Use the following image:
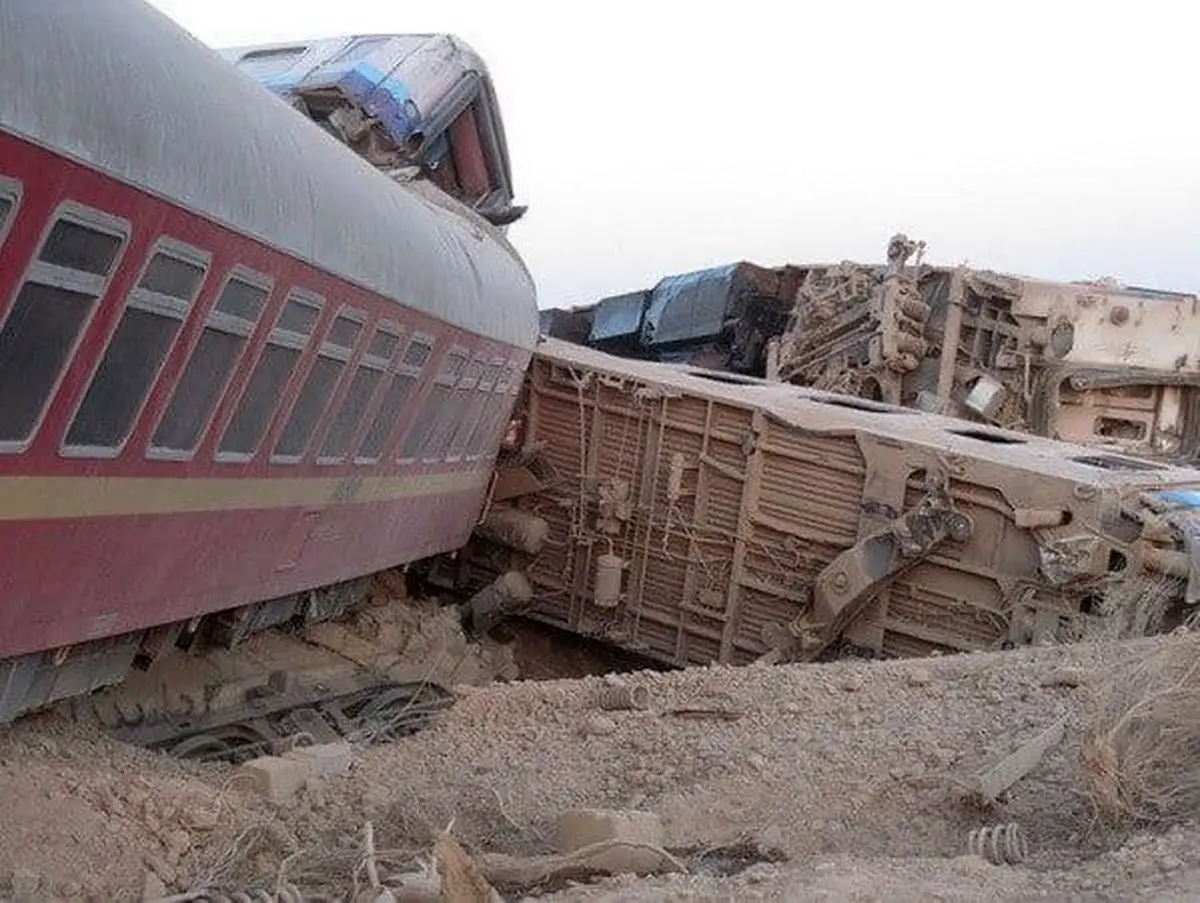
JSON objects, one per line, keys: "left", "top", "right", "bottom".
{"left": 175, "top": 885, "right": 305, "bottom": 903}
{"left": 968, "top": 822, "right": 1027, "bottom": 865}
{"left": 597, "top": 683, "right": 650, "bottom": 711}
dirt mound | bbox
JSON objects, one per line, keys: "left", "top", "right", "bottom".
{"left": 2, "top": 631, "right": 1200, "bottom": 900}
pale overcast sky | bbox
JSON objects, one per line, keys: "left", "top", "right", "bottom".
{"left": 148, "top": 0, "right": 1199, "bottom": 308}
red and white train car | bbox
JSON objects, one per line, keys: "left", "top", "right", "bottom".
{"left": 0, "top": 0, "right": 538, "bottom": 721}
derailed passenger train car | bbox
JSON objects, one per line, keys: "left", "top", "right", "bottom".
{"left": 0, "top": 1, "right": 537, "bottom": 723}
{"left": 449, "top": 339, "right": 1200, "bottom": 666}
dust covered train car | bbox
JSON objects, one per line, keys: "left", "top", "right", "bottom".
{"left": 449, "top": 339, "right": 1200, "bottom": 666}
{"left": 540, "top": 236, "right": 1200, "bottom": 464}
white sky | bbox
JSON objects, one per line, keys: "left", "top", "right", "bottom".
{"left": 148, "top": 0, "right": 1199, "bottom": 308}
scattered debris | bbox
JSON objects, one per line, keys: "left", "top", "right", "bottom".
{"left": 1041, "top": 667, "right": 1088, "bottom": 688}
{"left": 477, "top": 840, "right": 684, "bottom": 891}
{"left": 432, "top": 829, "right": 503, "bottom": 903}
{"left": 967, "top": 717, "right": 1067, "bottom": 805}
{"left": 6, "top": 632, "right": 1200, "bottom": 900}
{"left": 235, "top": 756, "right": 310, "bottom": 804}
{"left": 555, "top": 809, "right": 664, "bottom": 853}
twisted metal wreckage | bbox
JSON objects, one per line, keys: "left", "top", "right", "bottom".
{"left": 541, "top": 235, "right": 1200, "bottom": 463}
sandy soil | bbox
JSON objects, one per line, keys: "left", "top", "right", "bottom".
{"left": 0, "top": 624, "right": 1197, "bottom": 902}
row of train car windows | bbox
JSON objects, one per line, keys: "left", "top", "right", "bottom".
{"left": 0, "top": 188, "right": 520, "bottom": 465}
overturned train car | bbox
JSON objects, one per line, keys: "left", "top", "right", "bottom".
{"left": 447, "top": 339, "right": 1200, "bottom": 666}
{"left": 541, "top": 237, "right": 1200, "bottom": 462}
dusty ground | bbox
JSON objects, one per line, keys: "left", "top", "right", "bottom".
{"left": 1, "top": 623, "right": 1199, "bottom": 901}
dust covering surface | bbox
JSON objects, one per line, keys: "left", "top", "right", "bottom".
{"left": 1, "top": 628, "right": 1199, "bottom": 901}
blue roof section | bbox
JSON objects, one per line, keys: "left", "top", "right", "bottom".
{"left": 217, "top": 34, "right": 484, "bottom": 152}
{"left": 590, "top": 291, "right": 650, "bottom": 343}
{"left": 641, "top": 263, "right": 742, "bottom": 347}
{"left": 1157, "top": 489, "right": 1200, "bottom": 508}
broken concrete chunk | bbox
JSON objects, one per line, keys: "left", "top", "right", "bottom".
{"left": 283, "top": 741, "right": 354, "bottom": 777}
{"left": 555, "top": 808, "right": 664, "bottom": 854}
{"left": 236, "top": 755, "right": 308, "bottom": 803}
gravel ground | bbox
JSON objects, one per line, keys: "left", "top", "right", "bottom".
{"left": 0, "top": 624, "right": 1198, "bottom": 901}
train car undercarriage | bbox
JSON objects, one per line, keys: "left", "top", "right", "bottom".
{"left": 444, "top": 339, "right": 1200, "bottom": 667}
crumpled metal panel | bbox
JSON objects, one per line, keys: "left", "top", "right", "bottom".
{"left": 589, "top": 291, "right": 650, "bottom": 344}
{"left": 217, "top": 34, "right": 474, "bottom": 146}
{"left": 640, "top": 263, "right": 743, "bottom": 348}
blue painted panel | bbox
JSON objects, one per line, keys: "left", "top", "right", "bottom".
{"left": 590, "top": 291, "right": 649, "bottom": 343}
{"left": 1156, "top": 489, "right": 1200, "bottom": 508}
{"left": 641, "top": 263, "right": 741, "bottom": 347}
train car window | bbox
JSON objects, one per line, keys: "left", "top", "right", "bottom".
{"left": 0, "top": 204, "right": 128, "bottom": 449}
{"left": 272, "top": 307, "right": 363, "bottom": 461}
{"left": 418, "top": 355, "right": 484, "bottom": 463}
{"left": 328, "top": 313, "right": 362, "bottom": 348}
{"left": 149, "top": 269, "right": 269, "bottom": 455}
{"left": 367, "top": 328, "right": 400, "bottom": 361}
{"left": 317, "top": 325, "right": 397, "bottom": 463}
{"left": 420, "top": 353, "right": 482, "bottom": 462}
{"left": 398, "top": 348, "right": 467, "bottom": 461}
{"left": 450, "top": 360, "right": 502, "bottom": 460}
{"left": 355, "top": 335, "right": 432, "bottom": 463}
{"left": 218, "top": 292, "right": 322, "bottom": 459}
{"left": 64, "top": 239, "right": 209, "bottom": 453}
{"left": 465, "top": 364, "right": 511, "bottom": 457}
{"left": 0, "top": 179, "right": 19, "bottom": 244}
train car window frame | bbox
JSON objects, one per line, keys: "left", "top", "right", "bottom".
{"left": 354, "top": 331, "right": 434, "bottom": 465}
{"left": 270, "top": 305, "right": 365, "bottom": 464}
{"left": 61, "top": 236, "right": 211, "bottom": 459}
{"left": 450, "top": 357, "right": 503, "bottom": 463}
{"left": 425, "top": 353, "right": 486, "bottom": 464}
{"left": 215, "top": 289, "right": 323, "bottom": 463}
{"left": 463, "top": 357, "right": 509, "bottom": 461}
{"left": 316, "top": 320, "right": 402, "bottom": 465}
{"left": 146, "top": 265, "right": 272, "bottom": 461}
{"left": 397, "top": 344, "right": 468, "bottom": 465}
{"left": 0, "top": 201, "right": 129, "bottom": 455}
{"left": 0, "top": 176, "right": 23, "bottom": 251}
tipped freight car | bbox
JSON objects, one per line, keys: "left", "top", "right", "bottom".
{"left": 540, "top": 236, "right": 1200, "bottom": 462}
{"left": 445, "top": 339, "right": 1200, "bottom": 666}
{"left": 0, "top": 0, "right": 537, "bottom": 723}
